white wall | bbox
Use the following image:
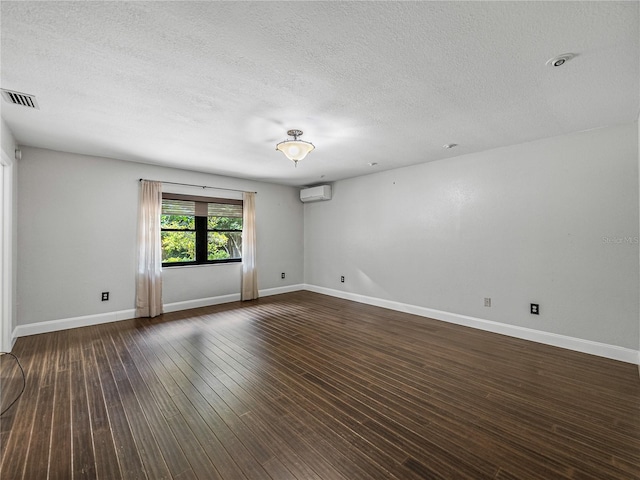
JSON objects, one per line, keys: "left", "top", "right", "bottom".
{"left": 305, "top": 123, "right": 639, "bottom": 351}
{"left": 0, "top": 118, "right": 18, "bottom": 351}
{"left": 1, "top": 118, "right": 17, "bottom": 160}
{"left": 12, "top": 123, "right": 640, "bottom": 361}
{"left": 16, "top": 147, "right": 304, "bottom": 327}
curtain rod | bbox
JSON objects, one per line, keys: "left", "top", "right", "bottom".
{"left": 139, "top": 178, "right": 256, "bottom": 194}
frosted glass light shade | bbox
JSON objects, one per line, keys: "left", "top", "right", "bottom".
{"left": 276, "top": 140, "right": 315, "bottom": 163}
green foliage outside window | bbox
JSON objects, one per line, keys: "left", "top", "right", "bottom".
{"left": 207, "top": 216, "right": 242, "bottom": 261}
{"left": 161, "top": 214, "right": 242, "bottom": 264}
{"left": 161, "top": 215, "right": 195, "bottom": 263}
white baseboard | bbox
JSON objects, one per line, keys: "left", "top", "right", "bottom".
{"left": 11, "top": 283, "right": 638, "bottom": 365}
{"left": 303, "top": 284, "right": 640, "bottom": 365}
{"left": 11, "top": 284, "right": 307, "bottom": 341}
{"left": 260, "top": 284, "right": 305, "bottom": 297}
{"left": 13, "top": 308, "right": 136, "bottom": 340}
{"left": 163, "top": 293, "right": 241, "bottom": 313}
{"left": 11, "top": 296, "right": 242, "bottom": 339}
{"left": 162, "top": 284, "right": 306, "bottom": 312}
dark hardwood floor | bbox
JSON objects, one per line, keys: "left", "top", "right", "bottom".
{"left": 1, "top": 291, "right": 639, "bottom": 479}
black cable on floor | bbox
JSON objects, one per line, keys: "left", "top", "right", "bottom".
{"left": 0, "top": 352, "right": 26, "bottom": 417}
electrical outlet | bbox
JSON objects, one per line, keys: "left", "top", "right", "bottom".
{"left": 530, "top": 303, "right": 539, "bottom": 315}
{"left": 281, "top": 272, "right": 285, "bottom": 279}
{"left": 484, "top": 297, "right": 491, "bottom": 307}
{"left": 101, "top": 292, "right": 109, "bottom": 301}
{"left": 340, "top": 276, "right": 345, "bottom": 283}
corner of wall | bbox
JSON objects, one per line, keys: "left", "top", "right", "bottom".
{"left": 1, "top": 118, "right": 17, "bottom": 166}
{"left": 0, "top": 118, "right": 17, "bottom": 352}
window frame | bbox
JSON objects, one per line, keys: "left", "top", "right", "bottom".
{"left": 161, "top": 193, "right": 243, "bottom": 267}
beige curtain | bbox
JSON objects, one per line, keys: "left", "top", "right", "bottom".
{"left": 135, "top": 180, "right": 163, "bottom": 317}
{"left": 241, "top": 191, "right": 258, "bottom": 300}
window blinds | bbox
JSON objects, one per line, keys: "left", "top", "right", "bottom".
{"left": 162, "top": 199, "right": 195, "bottom": 216}
{"left": 162, "top": 195, "right": 242, "bottom": 218}
{"left": 208, "top": 203, "right": 242, "bottom": 218}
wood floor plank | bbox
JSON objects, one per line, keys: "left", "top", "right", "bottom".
{"left": 170, "top": 392, "right": 250, "bottom": 480}
{"left": 172, "top": 333, "right": 349, "bottom": 480}
{"left": 49, "top": 351, "right": 72, "bottom": 480}
{"left": 5, "top": 333, "right": 53, "bottom": 480}
{"left": 211, "top": 314, "right": 500, "bottom": 479}
{"left": 81, "top": 340, "right": 123, "bottom": 480}
{"left": 165, "top": 412, "right": 224, "bottom": 480}
{"left": 112, "top": 327, "right": 193, "bottom": 478}
{"left": 239, "top": 316, "right": 587, "bottom": 477}
{"left": 94, "top": 338, "right": 147, "bottom": 480}
{"left": 261, "top": 457, "right": 298, "bottom": 480}
{"left": 139, "top": 330, "right": 272, "bottom": 480}
{"left": 0, "top": 336, "right": 42, "bottom": 472}
{"left": 117, "top": 323, "right": 182, "bottom": 419}
{"left": 226, "top": 298, "right": 636, "bottom": 478}
{"left": 100, "top": 329, "right": 173, "bottom": 480}
{"left": 174, "top": 468, "right": 199, "bottom": 480}
{"left": 21, "top": 383, "right": 55, "bottom": 479}
{"left": 21, "top": 332, "right": 68, "bottom": 479}
{"left": 240, "top": 411, "right": 325, "bottom": 480}
{"left": 178, "top": 322, "right": 426, "bottom": 480}
{"left": 68, "top": 328, "right": 98, "bottom": 480}
{"left": 2, "top": 291, "right": 638, "bottom": 480}
{"left": 0, "top": 351, "right": 24, "bottom": 437}
{"left": 132, "top": 322, "right": 247, "bottom": 480}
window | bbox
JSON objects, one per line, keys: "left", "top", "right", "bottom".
{"left": 161, "top": 193, "right": 243, "bottom": 266}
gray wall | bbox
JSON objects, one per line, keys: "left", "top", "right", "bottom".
{"left": 17, "top": 147, "right": 304, "bottom": 325}
{"left": 305, "top": 123, "right": 639, "bottom": 350}
{"left": 13, "top": 123, "right": 640, "bottom": 355}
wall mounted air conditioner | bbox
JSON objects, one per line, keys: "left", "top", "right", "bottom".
{"left": 300, "top": 185, "right": 332, "bottom": 203}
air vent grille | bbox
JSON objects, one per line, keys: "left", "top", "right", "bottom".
{"left": 1, "top": 89, "right": 39, "bottom": 109}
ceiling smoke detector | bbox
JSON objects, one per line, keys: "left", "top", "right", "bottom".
{"left": 546, "top": 53, "right": 577, "bottom": 68}
{"left": 1, "top": 89, "right": 39, "bottom": 109}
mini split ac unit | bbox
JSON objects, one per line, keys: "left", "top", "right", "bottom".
{"left": 300, "top": 185, "right": 332, "bottom": 203}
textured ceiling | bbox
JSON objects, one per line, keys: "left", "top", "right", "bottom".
{"left": 1, "top": 1, "right": 638, "bottom": 186}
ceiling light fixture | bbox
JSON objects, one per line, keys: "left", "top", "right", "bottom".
{"left": 546, "top": 53, "right": 577, "bottom": 68}
{"left": 443, "top": 143, "right": 458, "bottom": 149}
{"left": 276, "top": 129, "right": 315, "bottom": 167}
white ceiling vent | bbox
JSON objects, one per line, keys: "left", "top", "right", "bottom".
{"left": 1, "top": 89, "right": 39, "bottom": 109}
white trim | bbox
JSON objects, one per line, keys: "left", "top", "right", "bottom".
{"left": 0, "top": 148, "right": 13, "bottom": 167}
{"left": 11, "top": 283, "right": 637, "bottom": 365}
{"left": 162, "top": 284, "right": 305, "bottom": 312}
{"left": 259, "top": 283, "right": 305, "bottom": 297}
{"left": 1, "top": 163, "right": 13, "bottom": 352}
{"left": 163, "top": 293, "right": 240, "bottom": 313}
{"left": 11, "top": 294, "right": 244, "bottom": 339}
{"left": 13, "top": 309, "right": 136, "bottom": 339}
{"left": 10, "top": 285, "right": 307, "bottom": 340}
{"left": 303, "top": 284, "right": 640, "bottom": 365}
